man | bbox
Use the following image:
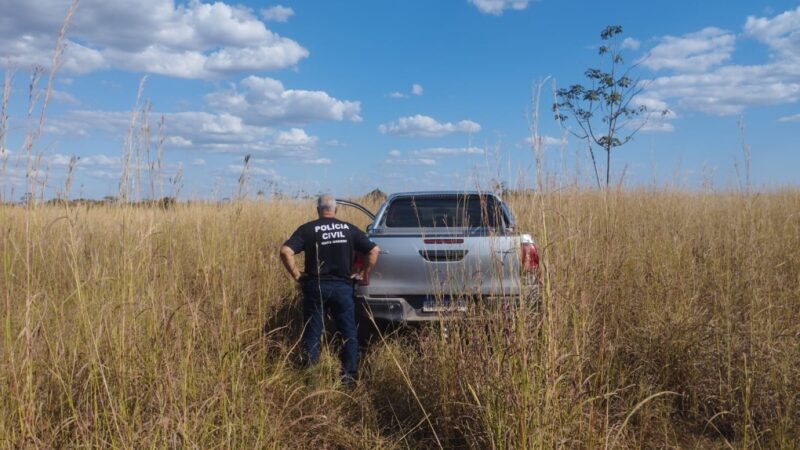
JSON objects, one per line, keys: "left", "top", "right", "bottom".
{"left": 279, "top": 194, "right": 380, "bottom": 387}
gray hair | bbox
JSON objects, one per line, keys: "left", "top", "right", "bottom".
{"left": 317, "top": 194, "right": 336, "bottom": 212}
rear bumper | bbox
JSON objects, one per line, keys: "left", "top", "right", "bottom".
{"left": 357, "top": 287, "right": 539, "bottom": 323}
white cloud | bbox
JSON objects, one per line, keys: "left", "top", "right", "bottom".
{"left": 49, "top": 153, "right": 121, "bottom": 167}
{"left": 384, "top": 157, "right": 437, "bottom": 166}
{"left": 412, "top": 146, "right": 485, "bottom": 157}
{"left": 80, "top": 154, "right": 120, "bottom": 166}
{"left": 324, "top": 139, "right": 343, "bottom": 147}
{"left": 745, "top": 6, "right": 800, "bottom": 62}
{"left": 45, "top": 109, "right": 322, "bottom": 159}
{"left": 261, "top": 5, "right": 294, "bottom": 22}
{"left": 383, "top": 148, "right": 483, "bottom": 166}
{"left": 1, "top": 33, "right": 107, "bottom": 75}
{"left": 645, "top": 63, "right": 800, "bottom": 115}
{"left": 643, "top": 27, "right": 736, "bottom": 72}
{"left": 206, "top": 76, "right": 362, "bottom": 125}
{"left": 0, "top": 0, "right": 309, "bottom": 79}
{"left": 469, "top": 0, "right": 531, "bottom": 16}
{"left": 378, "top": 114, "right": 481, "bottom": 137}
{"left": 48, "top": 154, "right": 74, "bottom": 166}
{"left": 633, "top": 96, "right": 671, "bottom": 112}
{"left": 638, "top": 120, "right": 675, "bottom": 132}
{"left": 778, "top": 113, "right": 800, "bottom": 122}
{"left": 191, "top": 158, "right": 206, "bottom": 166}
{"left": 273, "top": 128, "right": 317, "bottom": 147}
{"left": 50, "top": 90, "right": 80, "bottom": 105}
{"left": 631, "top": 97, "right": 677, "bottom": 132}
{"left": 227, "top": 164, "right": 281, "bottom": 180}
{"left": 622, "top": 37, "right": 641, "bottom": 50}
{"left": 641, "top": 8, "right": 800, "bottom": 116}
{"left": 87, "top": 170, "right": 117, "bottom": 180}
{"left": 203, "top": 42, "right": 307, "bottom": 73}
{"left": 523, "top": 135, "right": 568, "bottom": 147}
{"left": 303, "top": 158, "right": 332, "bottom": 165}
{"left": 389, "top": 84, "right": 423, "bottom": 98}
{"left": 167, "top": 136, "right": 193, "bottom": 147}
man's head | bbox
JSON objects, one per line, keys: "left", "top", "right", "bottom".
{"left": 317, "top": 194, "right": 337, "bottom": 218}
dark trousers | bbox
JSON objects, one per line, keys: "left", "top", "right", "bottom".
{"left": 301, "top": 279, "right": 358, "bottom": 381}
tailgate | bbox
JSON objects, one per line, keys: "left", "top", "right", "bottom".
{"left": 361, "top": 231, "right": 522, "bottom": 298}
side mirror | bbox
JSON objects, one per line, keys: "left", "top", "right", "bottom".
{"left": 366, "top": 224, "right": 374, "bottom": 233}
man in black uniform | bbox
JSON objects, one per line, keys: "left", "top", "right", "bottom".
{"left": 279, "top": 194, "right": 380, "bottom": 387}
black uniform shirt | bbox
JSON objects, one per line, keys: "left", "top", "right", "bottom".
{"left": 283, "top": 217, "right": 376, "bottom": 281}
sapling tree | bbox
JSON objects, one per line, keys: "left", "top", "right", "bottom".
{"left": 554, "top": 25, "right": 663, "bottom": 188}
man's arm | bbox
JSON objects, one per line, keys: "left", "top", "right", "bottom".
{"left": 279, "top": 245, "right": 302, "bottom": 281}
{"left": 353, "top": 245, "right": 380, "bottom": 280}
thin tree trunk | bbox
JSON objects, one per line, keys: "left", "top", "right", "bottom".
{"left": 587, "top": 138, "right": 601, "bottom": 189}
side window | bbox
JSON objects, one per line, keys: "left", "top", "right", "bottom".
{"left": 501, "top": 202, "right": 515, "bottom": 230}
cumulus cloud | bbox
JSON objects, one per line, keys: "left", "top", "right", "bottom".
{"left": 303, "top": 158, "right": 332, "bottom": 165}
{"left": 645, "top": 61, "right": 800, "bottom": 115}
{"left": 171, "top": 121, "right": 317, "bottom": 157}
{"left": 49, "top": 110, "right": 271, "bottom": 144}
{"left": 641, "top": 8, "right": 800, "bottom": 116}
{"left": 261, "top": 5, "right": 294, "bottom": 22}
{"left": 469, "top": 0, "right": 530, "bottom": 16}
{"left": 45, "top": 109, "right": 322, "bottom": 159}
{"left": 378, "top": 114, "right": 481, "bottom": 137}
{"left": 228, "top": 164, "right": 281, "bottom": 180}
{"left": 0, "top": 0, "right": 309, "bottom": 79}
{"left": 167, "top": 136, "right": 193, "bottom": 147}
{"left": 86, "top": 170, "right": 117, "bottom": 180}
{"left": 622, "top": 37, "right": 641, "bottom": 50}
{"left": 49, "top": 153, "right": 120, "bottom": 167}
{"left": 273, "top": 128, "right": 318, "bottom": 147}
{"left": 324, "top": 139, "right": 343, "bottom": 147}
{"left": 384, "top": 157, "right": 437, "bottom": 166}
{"left": 642, "top": 27, "right": 736, "bottom": 72}
{"left": 388, "top": 84, "right": 423, "bottom": 99}
{"left": 382, "top": 147, "right": 484, "bottom": 167}
{"left": 50, "top": 90, "right": 80, "bottom": 105}
{"left": 524, "top": 135, "right": 568, "bottom": 147}
{"left": 638, "top": 121, "right": 675, "bottom": 132}
{"left": 630, "top": 97, "right": 677, "bottom": 132}
{"left": 412, "top": 147, "right": 485, "bottom": 157}
{"left": 206, "top": 76, "right": 362, "bottom": 125}
{"left": 745, "top": 6, "right": 800, "bottom": 62}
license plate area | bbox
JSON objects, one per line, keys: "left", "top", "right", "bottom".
{"left": 421, "top": 296, "right": 467, "bottom": 313}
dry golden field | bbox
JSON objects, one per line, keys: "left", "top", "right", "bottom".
{"left": 1, "top": 190, "right": 799, "bottom": 449}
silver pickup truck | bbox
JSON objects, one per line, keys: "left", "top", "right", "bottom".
{"left": 339, "top": 191, "right": 539, "bottom": 323}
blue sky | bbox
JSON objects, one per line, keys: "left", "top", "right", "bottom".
{"left": 1, "top": 0, "right": 798, "bottom": 200}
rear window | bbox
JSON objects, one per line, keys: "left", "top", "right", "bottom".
{"left": 383, "top": 195, "right": 505, "bottom": 228}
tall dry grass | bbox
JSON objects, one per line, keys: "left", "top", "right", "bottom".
{"left": 1, "top": 190, "right": 798, "bottom": 448}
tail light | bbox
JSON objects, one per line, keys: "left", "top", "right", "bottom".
{"left": 520, "top": 234, "right": 539, "bottom": 272}
{"left": 352, "top": 252, "right": 369, "bottom": 286}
